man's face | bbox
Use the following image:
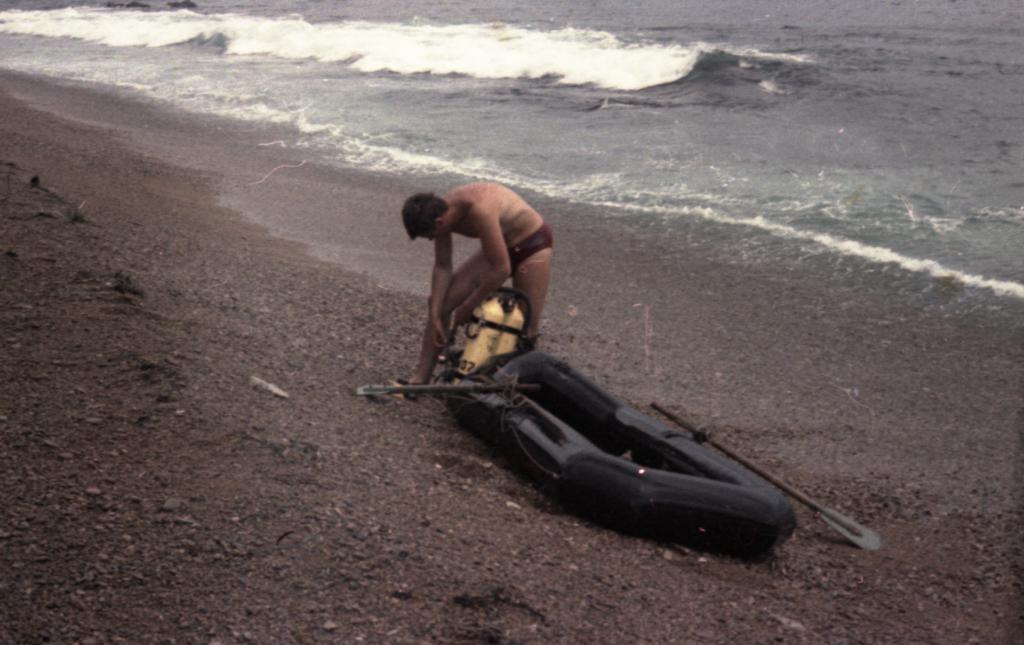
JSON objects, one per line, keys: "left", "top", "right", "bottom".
{"left": 423, "top": 215, "right": 444, "bottom": 240}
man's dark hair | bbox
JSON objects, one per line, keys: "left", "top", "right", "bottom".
{"left": 402, "top": 192, "right": 448, "bottom": 240}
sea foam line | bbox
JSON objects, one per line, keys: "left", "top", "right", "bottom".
{"left": 590, "top": 200, "right": 1024, "bottom": 300}
{"left": 0, "top": 8, "right": 805, "bottom": 91}
{"left": 294, "top": 129, "right": 1024, "bottom": 301}
{"left": 328, "top": 133, "right": 1024, "bottom": 299}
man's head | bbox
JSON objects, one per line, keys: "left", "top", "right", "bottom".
{"left": 402, "top": 192, "right": 448, "bottom": 240}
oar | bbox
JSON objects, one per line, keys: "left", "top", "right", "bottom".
{"left": 356, "top": 382, "right": 540, "bottom": 397}
{"left": 650, "top": 402, "right": 881, "bottom": 551}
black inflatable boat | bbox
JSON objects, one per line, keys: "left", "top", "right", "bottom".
{"left": 447, "top": 351, "right": 796, "bottom": 557}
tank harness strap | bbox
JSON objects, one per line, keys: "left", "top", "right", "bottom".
{"left": 475, "top": 318, "right": 526, "bottom": 336}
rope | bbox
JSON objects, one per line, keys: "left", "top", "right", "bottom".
{"left": 442, "top": 370, "right": 561, "bottom": 481}
{"left": 501, "top": 387, "right": 562, "bottom": 481}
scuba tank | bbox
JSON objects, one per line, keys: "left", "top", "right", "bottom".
{"left": 455, "top": 287, "right": 532, "bottom": 378}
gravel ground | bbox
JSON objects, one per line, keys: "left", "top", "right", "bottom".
{"left": 1, "top": 78, "right": 1021, "bottom": 644}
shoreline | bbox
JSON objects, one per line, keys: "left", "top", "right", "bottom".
{"left": 5, "top": 69, "right": 1023, "bottom": 329}
{"left": 2, "top": 71, "right": 1021, "bottom": 642}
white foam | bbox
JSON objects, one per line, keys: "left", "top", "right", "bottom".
{"left": 0, "top": 9, "right": 805, "bottom": 91}
{"left": 364, "top": 147, "right": 1019, "bottom": 300}
{"left": 720, "top": 45, "right": 815, "bottom": 65}
{"left": 336, "top": 139, "right": 494, "bottom": 177}
{"left": 296, "top": 132, "right": 1024, "bottom": 301}
{"left": 758, "top": 79, "right": 786, "bottom": 95}
{"left": 744, "top": 217, "right": 1024, "bottom": 298}
{"left": 973, "top": 206, "right": 1024, "bottom": 224}
{"left": 584, "top": 200, "right": 1024, "bottom": 300}
{"left": 922, "top": 216, "right": 964, "bottom": 234}
{"left": 8, "top": 9, "right": 1010, "bottom": 300}
{"left": 0, "top": 7, "right": 226, "bottom": 48}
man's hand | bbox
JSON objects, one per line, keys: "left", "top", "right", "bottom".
{"left": 431, "top": 315, "right": 448, "bottom": 347}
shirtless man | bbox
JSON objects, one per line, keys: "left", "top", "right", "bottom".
{"left": 402, "top": 182, "right": 553, "bottom": 384}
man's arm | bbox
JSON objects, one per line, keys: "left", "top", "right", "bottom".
{"left": 429, "top": 231, "right": 454, "bottom": 342}
{"left": 451, "top": 215, "right": 511, "bottom": 326}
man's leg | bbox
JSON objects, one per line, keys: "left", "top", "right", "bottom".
{"left": 511, "top": 248, "right": 551, "bottom": 340}
{"left": 411, "top": 251, "right": 492, "bottom": 383}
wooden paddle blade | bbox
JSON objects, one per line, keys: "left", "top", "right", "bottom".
{"left": 819, "top": 508, "right": 882, "bottom": 551}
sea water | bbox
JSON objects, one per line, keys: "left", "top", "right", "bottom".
{"left": 1, "top": 0, "right": 1022, "bottom": 321}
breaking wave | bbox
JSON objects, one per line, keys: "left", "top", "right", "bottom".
{"left": 0, "top": 7, "right": 811, "bottom": 91}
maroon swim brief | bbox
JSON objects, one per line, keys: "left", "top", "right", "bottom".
{"left": 508, "top": 223, "right": 553, "bottom": 271}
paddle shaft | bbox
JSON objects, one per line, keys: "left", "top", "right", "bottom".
{"left": 358, "top": 382, "right": 540, "bottom": 396}
{"left": 650, "top": 402, "right": 867, "bottom": 537}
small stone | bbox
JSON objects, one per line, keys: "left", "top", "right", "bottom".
{"left": 662, "top": 549, "right": 675, "bottom": 561}
{"left": 161, "top": 498, "right": 185, "bottom": 512}
{"left": 505, "top": 501, "right": 521, "bottom": 510}
{"left": 773, "top": 614, "right": 807, "bottom": 632}
{"left": 85, "top": 487, "right": 102, "bottom": 497}
{"left": 322, "top": 621, "right": 338, "bottom": 632}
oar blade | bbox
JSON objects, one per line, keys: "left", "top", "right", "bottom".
{"left": 819, "top": 508, "right": 882, "bottom": 551}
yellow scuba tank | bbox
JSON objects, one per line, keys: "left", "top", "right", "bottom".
{"left": 456, "top": 288, "right": 531, "bottom": 377}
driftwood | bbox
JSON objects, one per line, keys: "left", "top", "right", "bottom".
{"left": 250, "top": 376, "right": 289, "bottom": 399}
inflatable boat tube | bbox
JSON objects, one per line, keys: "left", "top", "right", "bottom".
{"left": 447, "top": 351, "right": 796, "bottom": 557}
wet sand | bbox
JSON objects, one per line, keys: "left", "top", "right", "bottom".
{"left": 2, "top": 70, "right": 1021, "bottom": 643}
